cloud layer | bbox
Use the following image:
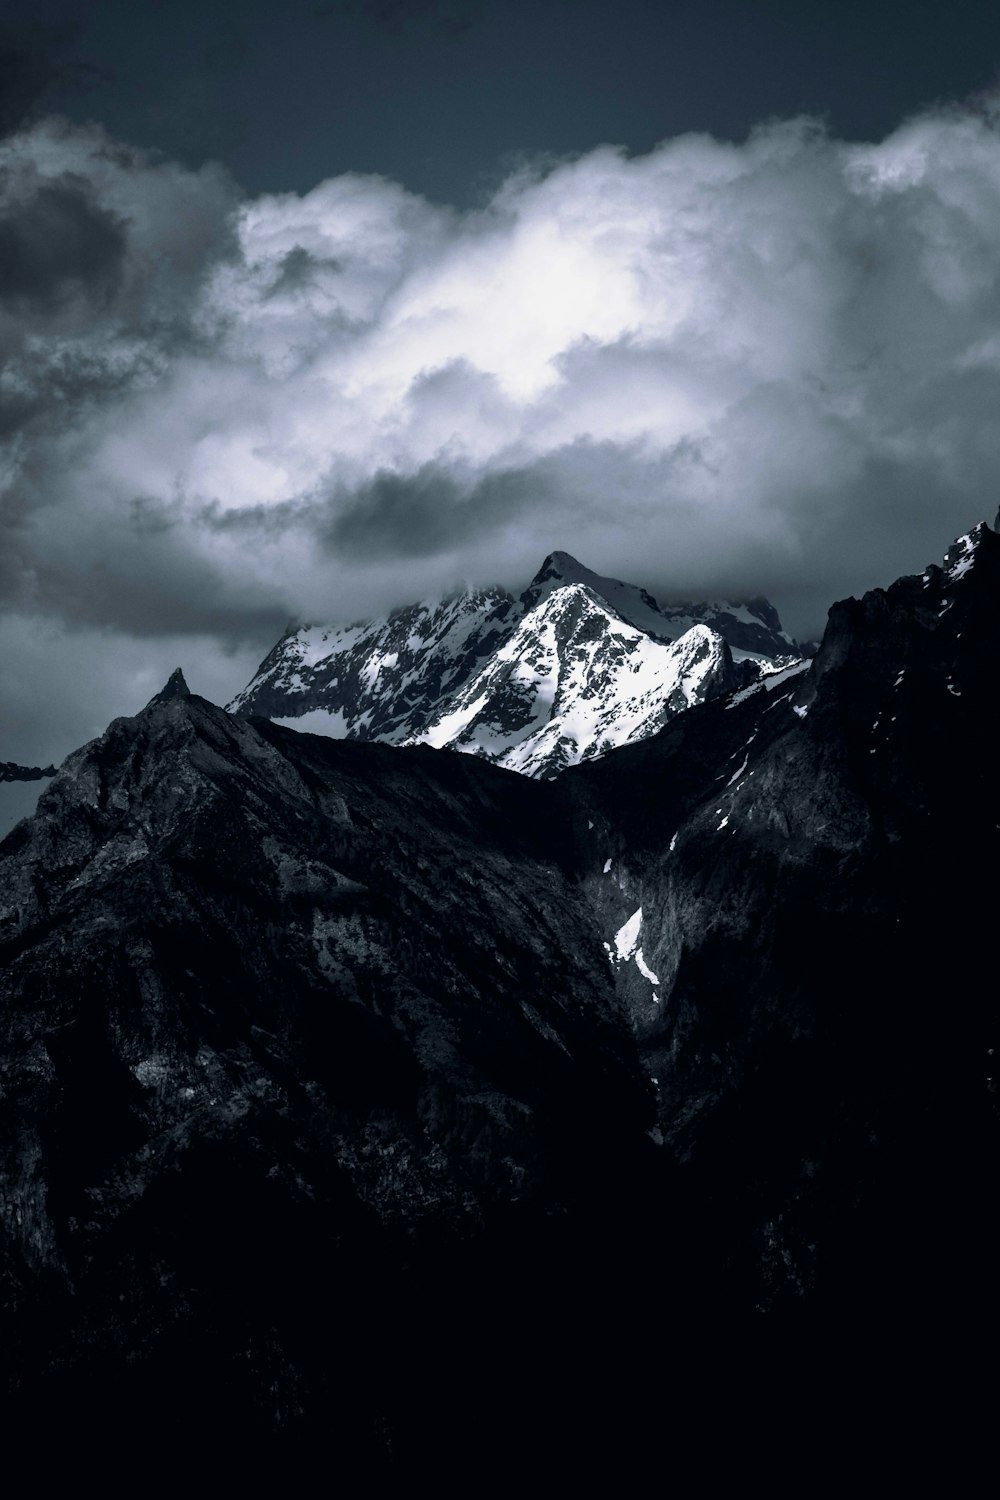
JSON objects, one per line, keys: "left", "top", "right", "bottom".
{"left": 5, "top": 103, "right": 1000, "bottom": 765}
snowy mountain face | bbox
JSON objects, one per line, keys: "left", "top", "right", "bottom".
{"left": 230, "top": 553, "right": 797, "bottom": 773}
{"left": 228, "top": 584, "right": 518, "bottom": 742}
{"left": 410, "top": 586, "right": 747, "bottom": 777}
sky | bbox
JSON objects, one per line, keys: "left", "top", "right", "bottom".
{"left": 4, "top": 0, "right": 1000, "bottom": 823}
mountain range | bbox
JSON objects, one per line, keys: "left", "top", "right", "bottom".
{"left": 229, "top": 550, "right": 800, "bottom": 777}
{"left": 1, "top": 522, "right": 996, "bottom": 1468}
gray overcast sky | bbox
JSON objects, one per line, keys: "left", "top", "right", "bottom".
{"left": 4, "top": 0, "right": 1000, "bottom": 826}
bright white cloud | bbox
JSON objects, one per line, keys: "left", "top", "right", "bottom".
{"left": 5, "top": 104, "right": 1000, "bottom": 760}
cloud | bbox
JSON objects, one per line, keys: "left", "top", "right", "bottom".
{"left": 0, "top": 172, "right": 126, "bottom": 314}
{"left": 6, "top": 103, "right": 1000, "bottom": 761}
{"left": 326, "top": 458, "right": 536, "bottom": 557}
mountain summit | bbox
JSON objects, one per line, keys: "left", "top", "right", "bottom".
{"left": 406, "top": 584, "right": 751, "bottom": 777}
{"left": 522, "top": 551, "right": 793, "bottom": 655}
{"left": 229, "top": 553, "right": 798, "bottom": 774}
{"left": 147, "top": 667, "right": 191, "bottom": 706}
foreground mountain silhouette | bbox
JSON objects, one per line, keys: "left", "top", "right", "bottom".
{"left": 229, "top": 551, "right": 799, "bottom": 776}
{"left": 1, "top": 523, "right": 997, "bottom": 1466}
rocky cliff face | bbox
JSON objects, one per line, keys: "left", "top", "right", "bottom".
{"left": 0, "top": 671, "right": 651, "bottom": 1460}
{"left": 1, "top": 525, "right": 997, "bottom": 1464}
{"left": 0, "top": 676, "right": 646, "bottom": 1262}
{"left": 563, "top": 520, "right": 1000, "bottom": 1313}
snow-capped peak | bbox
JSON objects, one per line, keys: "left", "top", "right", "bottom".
{"left": 229, "top": 551, "right": 795, "bottom": 776}
{"left": 404, "top": 584, "right": 743, "bottom": 778}
{"left": 523, "top": 552, "right": 686, "bottom": 641}
{"left": 942, "top": 523, "right": 989, "bottom": 582}
{"left": 522, "top": 552, "right": 795, "bottom": 657}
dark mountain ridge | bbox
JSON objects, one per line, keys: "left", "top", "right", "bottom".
{"left": 561, "top": 521, "right": 1000, "bottom": 1313}
{"left": 0, "top": 670, "right": 658, "bottom": 1463}
{"left": 1, "top": 521, "right": 997, "bottom": 1466}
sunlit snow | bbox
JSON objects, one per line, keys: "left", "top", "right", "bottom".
{"left": 408, "top": 587, "right": 737, "bottom": 775}
{"left": 610, "top": 906, "right": 661, "bottom": 987}
{"left": 614, "top": 907, "right": 643, "bottom": 961}
{"left": 634, "top": 949, "right": 660, "bottom": 985}
{"left": 945, "top": 531, "right": 979, "bottom": 581}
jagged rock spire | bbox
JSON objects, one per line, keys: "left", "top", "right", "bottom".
{"left": 146, "top": 668, "right": 190, "bottom": 708}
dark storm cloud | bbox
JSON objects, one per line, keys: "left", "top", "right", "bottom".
{"left": 263, "top": 244, "right": 341, "bottom": 299}
{"left": 30, "top": 499, "right": 287, "bottom": 639}
{"left": 0, "top": 117, "right": 246, "bottom": 678}
{"left": 327, "top": 463, "right": 535, "bottom": 557}
{"left": 0, "top": 116, "right": 237, "bottom": 433}
{"left": 0, "top": 173, "right": 126, "bottom": 313}
{"left": 191, "top": 458, "right": 536, "bottom": 567}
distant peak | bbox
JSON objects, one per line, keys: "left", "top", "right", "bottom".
{"left": 531, "top": 551, "right": 589, "bottom": 584}
{"left": 147, "top": 668, "right": 190, "bottom": 707}
{"left": 1, "top": 760, "right": 56, "bottom": 783}
{"left": 525, "top": 552, "right": 610, "bottom": 601}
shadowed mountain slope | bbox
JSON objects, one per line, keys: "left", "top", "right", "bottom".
{"left": 1, "top": 523, "right": 997, "bottom": 1466}
{"left": 561, "top": 521, "right": 1000, "bottom": 1312}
